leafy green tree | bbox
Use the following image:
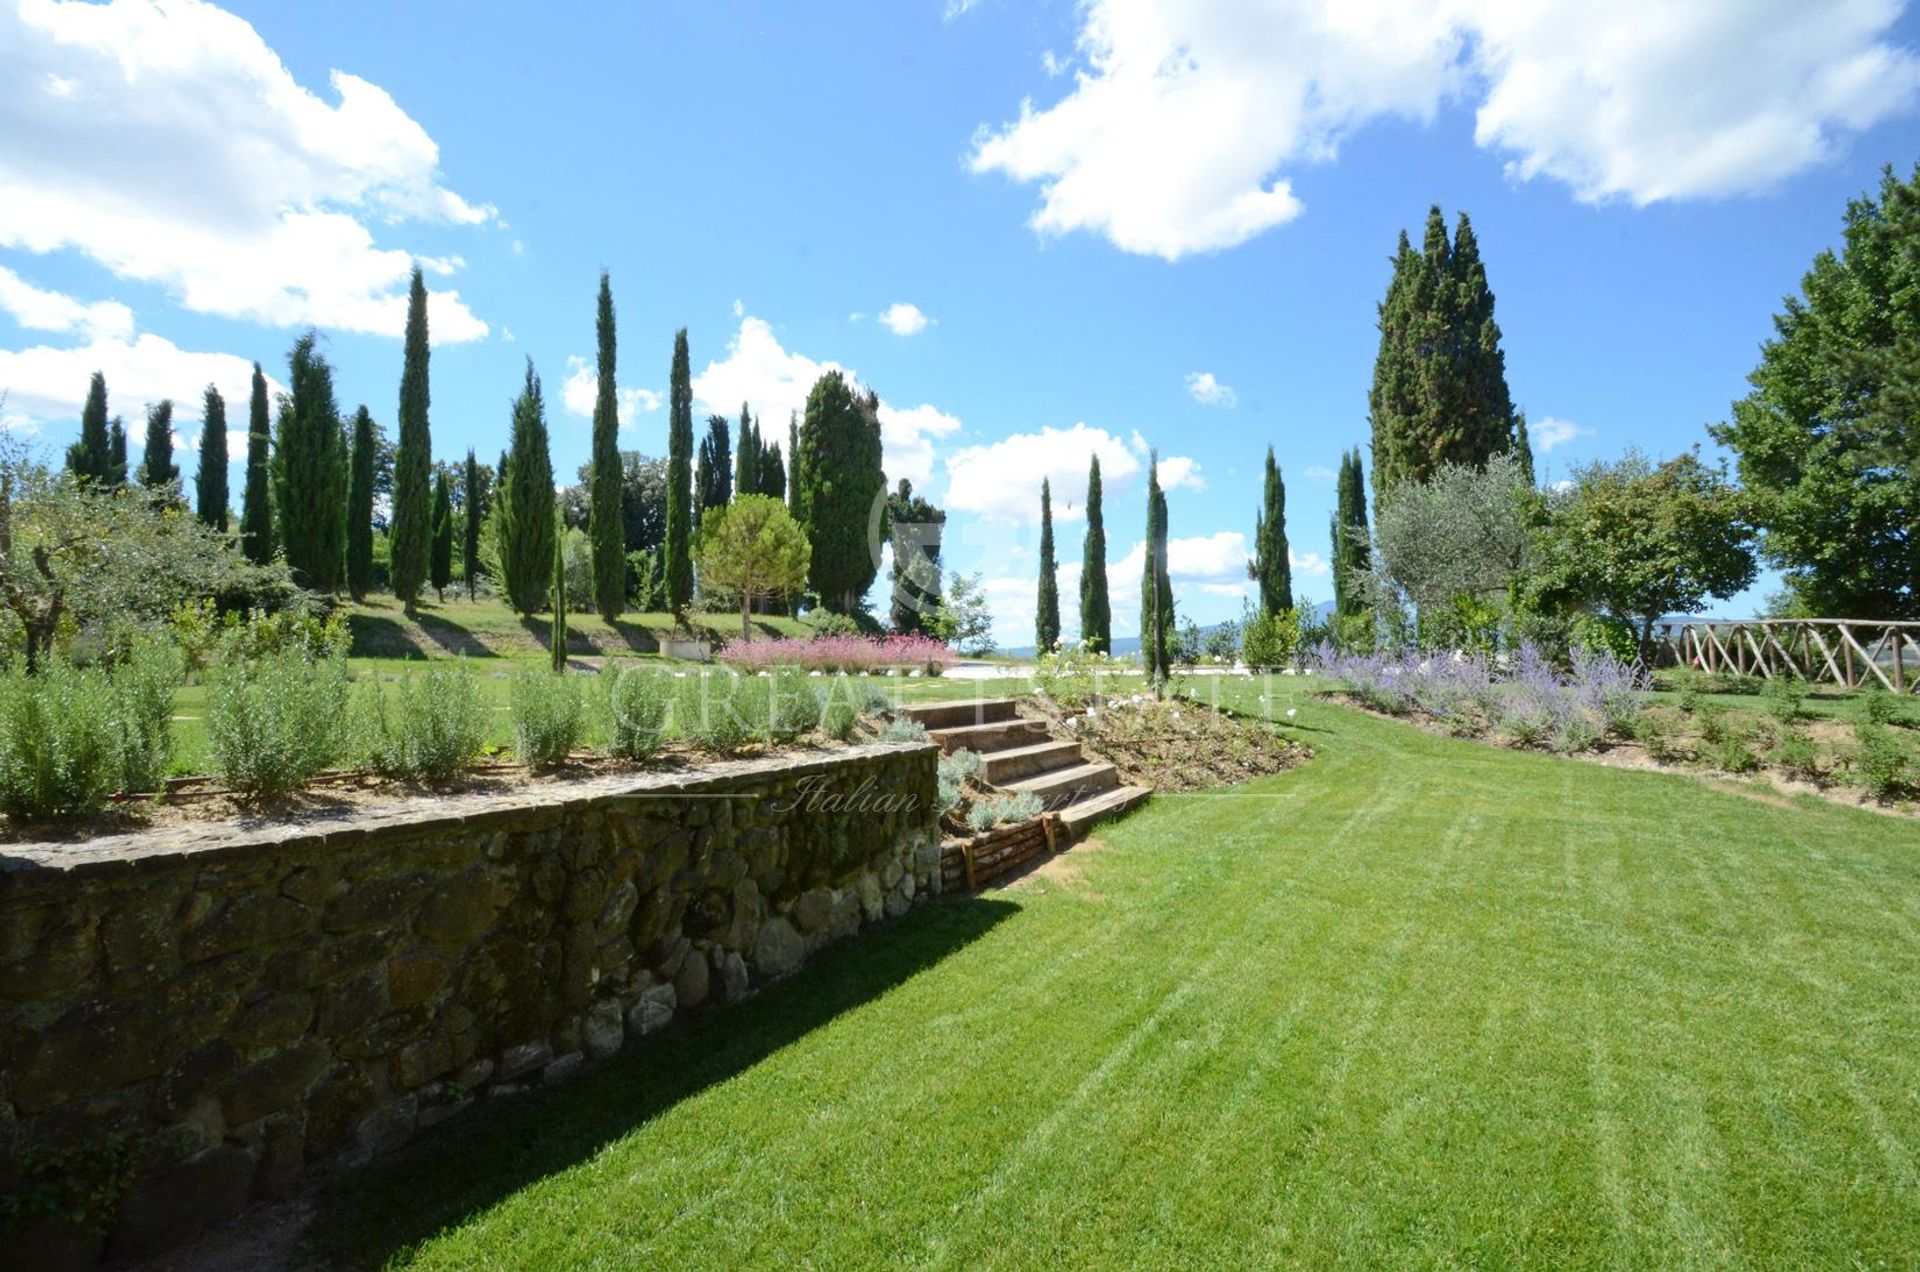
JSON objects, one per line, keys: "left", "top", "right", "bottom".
{"left": 1331, "top": 447, "right": 1372, "bottom": 620}
{"left": 932, "top": 571, "right": 994, "bottom": 655}
{"left": 1080, "top": 454, "right": 1110, "bottom": 651}
{"left": 195, "top": 384, "right": 229, "bottom": 530}
{"left": 1372, "top": 452, "right": 1530, "bottom": 620}
{"left": 589, "top": 270, "right": 624, "bottom": 622}
{"left": 240, "top": 363, "right": 273, "bottom": 563}
{"left": 696, "top": 494, "right": 811, "bottom": 642}
{"left": 106, "top": 417, "right": 127, "bottom": 490}
{"left": 462, "top": 449, "right": 484, "bottom": 599}
{"left": 391, "top": 266, "right": 433, "bottom": 607}
{"left": 1531, "top": 450, "right": 1757, "bottom": 652}
{"left": 346, "top": 405, "right": 377, "bottom": 599}
{"left": 796, "top": 372, "right": 885, "bottom": 613}
{"left": 1368, "top": 206, "right": 1516, "bottom": 506}
{"left": 431, "top": 467, "right": 453, "bottom": 602}
{"left": 695, "top": 414, "right": 732, "bottom": 527}
{"left": 886, "top": 478, "right": 944, "bottom": 635}
{"left": 496, "top": 360, "right": 556, "bottom": 614}
{"left": 1036, "top": 478, "right": 1060, "bottom": 651}
{"left": 138, "top": 399, "right": 179, "bottom": 497}
{"left": 666, "top": 328, "right": 695, "bottom": 615}
{"left": 1250, "top": 445, "right": 1291, "bottom": 616}
{"left": 1140, "top": 453, "right": 1173, "bottom": 682}
{"left": 1712, "top": 164, "right": 1920, "bottom": 617}
{"left": 66, "top": 372, "right": 111, "bottom": 483}
{"left": 273, "top": 333, "right": 347, "bottom": 590}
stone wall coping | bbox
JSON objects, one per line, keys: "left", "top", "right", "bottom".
{"left": 0, "top": 741, "right": 936, "bottom": 891}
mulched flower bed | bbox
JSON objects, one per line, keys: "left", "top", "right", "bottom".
{"left": 1023, "top": 692, "right": 1311, "bottom": 793}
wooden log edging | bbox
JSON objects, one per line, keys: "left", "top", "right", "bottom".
{"left": 1650, "top": 618, "right": 1919, "bottom": 693}
{"left": 938, "top": 813, "right": 1062, "bottom": 892}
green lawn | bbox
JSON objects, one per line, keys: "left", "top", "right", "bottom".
{"left": 309, "top": 680, "right": 1920, "bottom": 1268}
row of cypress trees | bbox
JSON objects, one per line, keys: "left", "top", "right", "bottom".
{"left": 1032, "top": 455, "right": 1115, "bottom": 655}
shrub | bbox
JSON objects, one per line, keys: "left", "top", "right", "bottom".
{"left": 0, "top": 660, "right": 118, "bottom": 818}
{"left": 1695, "top": 703, "right": 1729, "bottom": 745}
{"left": 1568, "top": 611, "right": 1638, "bottom": 664}
{"left": 1761, "top": 675, "right": 1808, "bottom": 723}
{"left": 1632, "top": 710, "right": 1682, "bottom": 763}
{"left": 807, "top": 610, "right": 862, "bottom": 638}
{"left": 602, "top": 664, "right": 673, "bottom": 759}
{"left": 1850, "top": 721, "right": 1912, "bottom": 799}
{"left": 1707, "top": 733, "right": 1760, "bottom": 774}
{"left": 1770, "top": 727, "right": 1821, "bottom": 781}
{"left": 206, "top": 649, "right": 350, "bottom": 797}
{"left": 361, "top": 662, "right": 491, "bottom": 781}
{"left": 1240, "top": 609, "right": 1301, "bottom": 671}
{"left": 509, "top": 671, "right": 585, "bottom": 767}
{"left": 1034, "top": 641, "right": 1115, "bottom": 709}
{"left": 1550, "top": 713, "right": 1600, "bottom": 754}
{"left": 110, "top": 639, "right": 184, "bottom": 793}
{"left": 879, "top": 717, "right": 928, "bottom": 743}
{"left": 719, "top": 632, "right": 955, "bottom": 676}
{"left": 1859, "top": 688, "right": 1909, "bottom": 727}
{"left": 767, "top": 666, "right": 821, "bottom": 740}
{"left": 944, "top": 748, "right": 983, "bottom": 782}
{"left": 672, "top": 671, "right": 752, "bottom": 753}
{"left": 820, "top": 695, "right": 858, "bottom": 742}
{"left": 966, "top": 790, "right": 1044, "bottom": 831}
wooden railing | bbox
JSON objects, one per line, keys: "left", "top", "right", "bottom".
{"left": 1649, "top": 619, "right": 1919, "bottom": 693}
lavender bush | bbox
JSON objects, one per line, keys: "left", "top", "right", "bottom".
{"left": 719, "top": 632, "right": 957, "bottom": 676}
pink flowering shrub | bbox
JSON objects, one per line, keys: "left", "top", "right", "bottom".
{"left": 718, "top": 632, "right": 957, "bottom": 675}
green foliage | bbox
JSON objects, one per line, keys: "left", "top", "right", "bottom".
{"left": 1332, "top": 450, "right": 1372, "bottom": 622}
{"left": 392, "top": 267, "right": 434, "bottom": 605}
{"left": 1252, "top": 446, "right": 1292, "bottom": 616}
{"left": 551, "top": 510, "right": 569, "bottom": 674}
{"left": 0, "top": 659, "right": 117, "bottom": 818}
{"left": 1373, "top": 452, "right": 1530, "bottom": 618}
{"left": 1568, "top": 612, "right": 1637, "bottom": 664}
{"left": 1770, "top": 726, "right": 1822, "bottom": 781}
{"left": 695, "top": 414, "right": 732, "bottom": 526}
{"left": 666, "top": 329, "right": 695, "bottom": 615}
{"left": 1706, "top": 732, "right": 1761, "bottom": 774}
{"left": 205, "top": 648, "right": 350, "bottom": 798}
{"left": 886, "top": 479, "right": 946, "bottom": 636}
{"left": 1034, "top": 640, "right": 1116, "bottom": 709}
{"left": 966, "top": 790, "right": 1044, "bottom": 831}
{"left": 600, "top": 663, "right": 673, "bottom": 759}
{"left": 496, "top": 360, "right": 556, "bottom": 615}
{"left": 795, "top": 371, "right": 885, "bottom": 614}
{"left": 274, "top": 332, "right": 347, "bottom": 590}
{"left": 1080, "top": 454, "right": 1111, "bottom": 652}
{"left": 106, "top": 417, "right": 127, "bottom": 489}
{"left": 431, "top": 468, "right": 454, "bottom": 601}
{"left": 696, "top": 495, "right": 811, "bottom": 641}
{"left": 1240, "top": 606, "right": 1301, "bottom": 671}
{"left": 1632, "top": 709, "right": 1682, "bottom": 763}
{"left": 818, "top": 674, "right": 860, "bottom": 741}
{"left": 346, "top": 405, "right": 377, "bottom": 600}
{"left": 358, "top": 662, "right": 490, "bottom": 782}
{"left": 587, "top": 273, "right": 626, "bottom": 621}
{"left": 1203, "top": 620, "right": 1240, "bottom": 663}
{"left": 1140, "top": 454, "right": 1173, "bottom": 681}
{"left": 1859, "top": 688, "right": 1908, "bottom": 726}
{"left": 1369, "top": 207, "right": 1515, "bottom": 505}
{"left": 67, "top": 370, "right": 112, "bottom": 484}
{"left": 194, "top": 384, "right": 229, "bottom": 531}
{"left": 671, "top": 670, "right": 753, "bottom": 752}
{"left": 240, "top": 362, "right": 274, "bottom": 565}
{"left": 931, "top": 571, "right": 994, "bottom": 656}
{"left": 0, "top": 1138, "right": 139, "bottom": 1235}
{"left": 1711, "top": 164, "right": 1920, "bottom": 618}
{"left": 1761, "top": 675, "right": 1809, "bottom": 723}
{"left": 1851, "top": 721, "right": 1913, "bottom": 798}
{"left": 510, "top": 669, "right": 584, "bottom": 767}
{"left": 1035, "top": 478, "right": 1060, "bottom": 652}
{"left": 111, "top": 639, "right": 183, "bottom": 793}
{"left": 462, "top": 450, "right": 485, "bottom": 601}
{"left": 879, "top": 716, "right": 928, "bottom": 743}
{"left": 138, "top": 399, "right": 179, "bottom": 497}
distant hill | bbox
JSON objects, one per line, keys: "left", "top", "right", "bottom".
{"left": 998, "top": 604, "right": 1335, "bottom": 660}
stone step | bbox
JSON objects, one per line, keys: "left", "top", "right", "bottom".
{"left": 929, "top": 718, "right": 1050, "bottom": 755}
{"left": 897, "top": 698, "right": 1021, "bottom": 731}
{"left": 1056, "top": 784, "right": 1152, "bottom": 836}
{"left": 979, "top": 739, "right": 1086, "bottom": 785}
{"left": 1005, "top": 760, "right": 1119, "bottom": 806}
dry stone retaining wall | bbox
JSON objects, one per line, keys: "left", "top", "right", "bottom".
{"left": 0, "top": 742, "right": 938, "bottom": 1261}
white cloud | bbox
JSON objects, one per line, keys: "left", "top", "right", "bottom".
{"left": 0, "top": 266, "right": 133, "bottom": 342}
{"left": 1041, "top": 49, "right": 1069, "bottom": 78}
{"left": 945, "top": 0, "right": 981, "bottom": 20}
{"left": 0, "top": 0, "right": 491, "bottom": 341}
{"left": 732, "top": 299, "right": 746, "bottom": 318}
{"left": 878, "top": 402, "right": 962, "bottom": 490}
{"left": 970, "top": 0, "right": 1920, "bottom": 259}
{"left": 1531, "top": 415, "right": 1591, "bottom": 452}
{"left": 877, "top": 302, "right": 933, "bottom": 336}
{"left": 0, "top": 330, "right": 277, "bottom": 428}
{"left": 559, "top": 356, "right": 661, "bottom": 431}
{"left": 1156, "top": 454, "right": 1205, "bottom": 491}
{"left": 945, "top": 422, "right": 1140, "bottom": 525}
{"left": 1185, "top": 370, "right": 1236, "bottom": 407}
{"left": 1304, "top": 464, "right": 1337, "bottom": 483}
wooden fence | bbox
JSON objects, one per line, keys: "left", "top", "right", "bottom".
{"left": 1649, "top": 619, "right": 1919, "bottom": 693}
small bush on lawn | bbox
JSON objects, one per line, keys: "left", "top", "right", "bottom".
{"left": 1696, "top": 703, "right": 1729, "bottom": 745}
{"left": 360, "top": 662, "right": 490, "bottom": 782}
{"left": 1770, "top": 727, "right": 1822, "bottom": 782}
{"left": 110, "top": 639, "right": 184, "bottom": 794}
{"left": 0, "top": 660, "right": 117, "bottom": 818}
{"left": 1632, "top": 710, "right": 1683, "bottom": 763}
{"left": 966, "top": 790, "right": 1044, "bottom": 831}
{"left": 510, "top": 671, "right": 585, "bottom": 768}
{"left": 672, "top": 671, "right": 752, "bottom": 753}
{"left": 1706, "top": 733, "right": 1761, "bottom": 774}
{"left": 1850, "top": 722, "right": 1913, "bottom": 799}
{"left": 1761, "top": 675, "right": 1808, "bottom": 723}
{"left": 602, "top": 664, "right": 673, "bottom": 759}
{"left": 206, "top": 649, "right": 350, "bottom": 798}
{"left": 1858, "top": 688, "right": 1912, "bottom": 727}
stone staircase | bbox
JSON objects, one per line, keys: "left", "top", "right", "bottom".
{"left": 899, "top": 698, "right": 1151, "bottom": 839}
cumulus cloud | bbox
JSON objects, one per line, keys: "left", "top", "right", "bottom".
{"left": 0, "top": 266, "right": 133, "bottom": 342}
{"left": 1156, "top": 454, "right": 1205, "bottom": 491}
{"left": 559, "top": 356, "right": 662, "bottom": 431}
{"left": 0, "top": 0, "right": 491, "bottom": 340}
{"left": 878, "top": 402, "right": 962, "bottom": 489}
{"left": 1531, "top": 415, "right": 1591, "bottom": 452}
{"left": 945, "top": 423, "right": 1139, "bottom": 525}
{"left": 970, "top": 0, "right": 1920, "bottom": 259}
{"left": 1185, "top": 371, "right": 1236, "bottom": 407}
{"left": 0, "top": 330, "right": 276, "bottom": 428}
{"left": 877, "top": 302, "right": 933, "bottom": 336}
{"left": 1304, "top": 464, "right": 1337, "bottom": 483}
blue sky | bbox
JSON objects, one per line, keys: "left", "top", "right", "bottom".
{"left": 5, "top": 0, "right": 1920, "bottom": 645}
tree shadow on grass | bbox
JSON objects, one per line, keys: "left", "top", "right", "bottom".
{"left": 346, "top": 613, "right": 426, "bottom": 661}
{"left": 412, "top": 610, "right": 497, "bottom": 659}
{"left": 304, "top": 895, "right": 1019, "bottom": 1267}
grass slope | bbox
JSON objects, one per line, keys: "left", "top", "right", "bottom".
{"left": 311, "top": 679, "right": 1920, "bottom": 1268}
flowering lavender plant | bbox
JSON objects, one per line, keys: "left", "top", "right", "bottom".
{"left": 718, "top": 632, "right": 957, "bottom": 676}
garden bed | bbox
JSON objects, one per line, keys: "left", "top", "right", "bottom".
{"left": 1022, "top": 693, "right": 1310, "bottom": 792}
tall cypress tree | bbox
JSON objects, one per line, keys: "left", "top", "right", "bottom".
{"left": 1251, "top": 445, "right": 1292, "bottom": 616}
{"left": 665, "top": 329, "right": 695, "bottom": 615}
{"left": 1080, "top": 455, "right": 1111, "bottom": 652}
{"left": 1036, "top": 478, "right": 1060, "bottom": 652}
{"left": 391, "top": 266, "right": 433, "bottom": 608}
{"left": 760, "top": 441, "right": 785, "bottom": 502}
{"left": 497, "top": 360, "right": 557, "bottom": 614}
{"left": 138, "top": 400, "right": 179, "bottom": 497}
{"left": 734, "top": 403, "right": 758, "bottom": 498}
{"left": 885, "top": 479, "right": 944, "bottom": 634}
{"left": 68, "top": 372, "right": 111, "bottom": 482}
{"left": 431, "top": 468, "right": 453, "bottom": 602}
{"left": 1512, "top": 412, "right": 1536, "bottom": 486}
{"left": 345, "top": 405, "right": 377, "bottom": 600}
{"left": 107, "top": 417, "right": 128, "bottom": 489}
{"left": 240, "top": 363, "right": 273, "bottom": 563}
{"left": 462, "top": 448, "right": 483, "bottom": 600}
{"left": 796, "top": 373, "right": 885, "bottom": 614}
{"left": 1331, "top": 448, "right": 1372, "bottom": 619}
{"left": 1140, "top": 454, "right": 1173, "bottom": 682}
{"left": 550, "top": 508, "right": 569, "bottom": 673}
{"left": 195, "top": 385, "right": 229, "bottom": 530}
{"left": 589, "top": 271, "right": 624, "bottom": 622}
{"left": 1368, "top": 206, "right": 1515, "bottom": 507}
{"left": 695, "top": 414, "right": 732, "bottom": 527}
{"left": 274, "top": 332, "right": 347, "bottom": 590}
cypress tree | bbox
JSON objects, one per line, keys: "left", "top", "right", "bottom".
{"left": 760, "top": 441, "right": 785, "bottom": 502}
{"left": 550, "top": 508, "right": 568, "bottom": 673}
{"left": 1368, "top": 206, "right": 1515, "bottom": 507}
{"left": 695, "top": 414, "right": 732, "bottom": 526}
{"left": 431, "top": 468, "right": 453, "bottom": 602}
{"left": 1079, "top": 455, "right": 1110, "bottom": 652}
{"left": 138, "top": 400, "right": 179, "bottom": 497}
{"left": 1512, "top": 412, "right": 1536, "bottom": 486}
{"left": 1331, "top": 448, "right": 1372, "bottom": 619}
{"left": 497, "top": 360, "right": 557, "bottom": 614}
{"left": 1140, "top": 454, "right": 1173, "bottom": 683}
{"left": 241, "top": 363, "right": 273, "bottom": 563}
{"left": 1036, "top": 478, "right": 1060, "bottom": 652}
{"left": 345, "top": 406, "right": 376, "bottom": 600}
{"left": 796, "top": 372, "right": 885, "bottom": 613}
{"left": 1251, "top": 445, "right": 1292, "bottom": 616}
{"left": 107, "top": 417, "right": 128, "bottom": 489}
{"left": 391, "top": 266, "right": 433, "bottom": 608}
{"left": 195, "top": 385, "right": 229, "bottom": 530}
{"left": 274, "top": 332, "right": 347, "bottom": 590}
{"left": 734, "top": 403, "right": 758, "bottom": 498}
{"left": 885, "top": 479, "right": 945, "bottom": 634}
{"left": 463, "top": 449, "right": 483, "bottom": 600}
{"left": 665, "top": 329, "right": 695, "bottom": 615}
{"left": 589, "top": 270, "right": 624, "bottom": 622}
{"left": 68, "top": 372, "right": 111, "bottom": 482}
